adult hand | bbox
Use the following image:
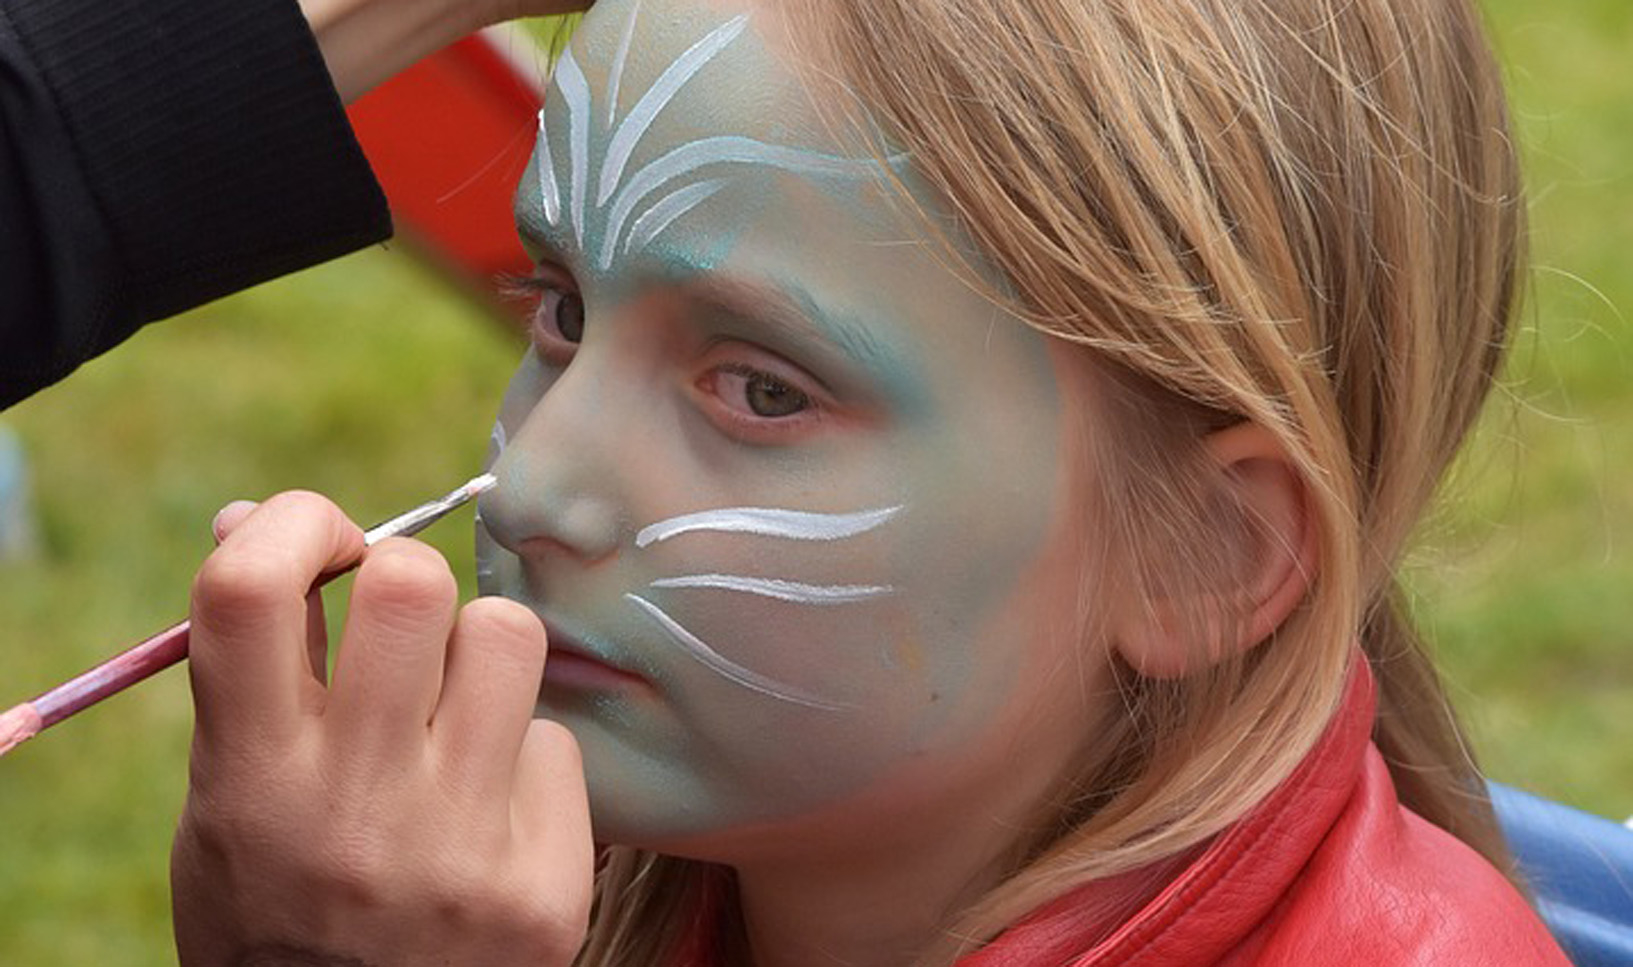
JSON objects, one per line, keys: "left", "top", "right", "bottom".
{"left": 171, "top": 492, "right": 593, "bottom": 967}
{"left": 302, "top": 0, "right": 595, "bottom": 102}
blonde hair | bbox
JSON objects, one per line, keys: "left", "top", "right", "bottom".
{"left": 574, "top": 0, "right": 1526, "bottom": 963}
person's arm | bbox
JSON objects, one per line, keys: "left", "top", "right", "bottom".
{"left": 301, "top": 0, "right": 546, "bottom": 103}
{"left": 0, "top": 0, "right": 585, "bottom": 410}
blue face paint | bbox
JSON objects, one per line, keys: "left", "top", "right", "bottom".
{"left": 480, "top": 0, "right": 1100, "bottom": 855}
{"left": 515, "top": 5, "right": 907, "bottom": 282}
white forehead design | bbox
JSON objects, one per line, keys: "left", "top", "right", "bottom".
{"left": 534, "top": 3, "right": 906, "bottom": 271}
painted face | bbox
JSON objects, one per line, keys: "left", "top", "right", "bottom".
{"left": 477, "top": 0, "right": 1108, "bottom": 856}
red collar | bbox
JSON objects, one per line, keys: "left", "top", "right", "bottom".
{"left": 960, "top": 660, "right": 1375, "bottom": 966}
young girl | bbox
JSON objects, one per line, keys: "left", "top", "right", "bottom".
{"left": 170, "top": 0, "right": 1572, "bottom": 964}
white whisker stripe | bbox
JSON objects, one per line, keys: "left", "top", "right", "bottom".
{"left": 534, "top": 109, "right": 561, "bottom": 226}
{"left": 597, "top": 14, "right": 748, "bottom": 207}
{"left": 614, "top": 178, "right": 727, "bottom": 267}
{"left": 625, "top": 594, "right": 846, "bottom": 710}
{"left": 651, "top": 574, "right": 893, "bottom": 604}
{"left": 636, "top": 504, "right": 903, "bottom": 548}
{"left": 604, "top": 0, "right": 642, "bottom": 128}
{"left": 555, "top": 48, "right": 592, "bottom": 249}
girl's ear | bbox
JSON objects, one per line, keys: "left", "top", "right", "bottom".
{"left": 1112, "top": 422, "right": 1319, "bottom": 678}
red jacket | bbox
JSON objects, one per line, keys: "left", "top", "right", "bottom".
{"left": 957, "top": 663, "right": 1571, "bottom": 966}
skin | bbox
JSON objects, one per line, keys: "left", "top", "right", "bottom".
{"left": 174, "top": 497, "right": 594, "bottom": 967}
{"left": 300, "top": 0, "right": 591, "bottom": 103}
{"left": 477, "top": 0, "right": 1124, "bottom": 960}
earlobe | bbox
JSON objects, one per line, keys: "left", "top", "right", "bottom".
{"left": 1112, "top": 422, "right": 1319, "bottom": 679}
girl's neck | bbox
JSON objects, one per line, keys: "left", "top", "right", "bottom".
{"left": 734, "top": 832, "right": 1009, "bottom": 967}
{"left": 719, "top": 751, "right": 1075, "bottom": 967}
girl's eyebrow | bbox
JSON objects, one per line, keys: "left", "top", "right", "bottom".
{"left": 514, "top": 190, "right": 578, "bottom": 264}
{"left": 685, "top": 273, "right": 920, "bottom": 387}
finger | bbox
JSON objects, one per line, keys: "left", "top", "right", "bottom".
{"left": 431, "top": 597, "right": 545, "bottom": 798}
{"left": 210, "top": 500, "right": 259, "bottom": 544}
{"left": 305, "top": 587, "right": 329, "bottom": 685}
{"left": 512, "top": 720, "right": 595, "bottom": 898}
{"left": 189, "top": 492, "right": 365, "bottom": 747}
{"left": 327, "top": 538, "right": 458, "bottom": 757}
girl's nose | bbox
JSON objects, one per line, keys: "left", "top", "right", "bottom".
{"left": 478, "top": 365, "right": 624, "bottom": 564}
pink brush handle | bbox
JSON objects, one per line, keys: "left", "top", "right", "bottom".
{"left": 33, "top": 621, "right": 191, "bottom": 727}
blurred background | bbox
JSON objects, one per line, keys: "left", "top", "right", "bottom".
{"left": 1, "top": 2, "right": 1629, "bottom": 963}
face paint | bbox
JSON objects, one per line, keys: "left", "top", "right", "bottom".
{"left": 623, "top": 592, "right": 850, "bottom": 711}
{"left": 529, "top": 5, "right": 906, "bottom": 276}
{"left": 635, "top": 504, "right": 903, "bottom": 547}
{"left": 620, "top": 502, "right": 904, "bottom": 711}
{"left": 647, "top": 575, "right": 893, "bottom": 605}
{"left": 478, "top": 0, "right": 1105, "bottom": 854}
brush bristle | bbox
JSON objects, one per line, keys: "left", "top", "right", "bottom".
{"left": 466, "top": 472, "right": 499, "bottom": 498}
{"left": 0, "top": 702, "right": 43, "bottom": 757}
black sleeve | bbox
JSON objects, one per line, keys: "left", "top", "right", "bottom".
{"left": 0, "top": 0, "right": 392, "bottom": 409}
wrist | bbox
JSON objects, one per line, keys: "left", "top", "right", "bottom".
{"left": 297, "top": 0, "right": 490, "bottom": 102}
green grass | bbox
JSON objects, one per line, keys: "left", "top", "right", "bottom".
{"left": 1403, "top": 0, "right": 1633, "bottom": 817}
{"left": 1, "top": 4, "right": 1630, "bottom": 964}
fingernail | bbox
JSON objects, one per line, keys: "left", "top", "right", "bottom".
{"left": 211, "top": 500, "right": 258, "bottom": 542}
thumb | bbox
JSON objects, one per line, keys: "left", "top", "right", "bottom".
{"left": 210, "top": 500, "right": 260, "bottom": 544}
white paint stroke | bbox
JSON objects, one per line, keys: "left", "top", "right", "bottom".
{"left": 597, "top": 13, "right": 748, "bottom": 207}
{"left": 626, "top": 593, "right": 846, "bottom": 710}
{"left": 652, "top": 574, "right": 893, "bottom": 605}
{"left": 604, "top": 0, "right": 642, "bottom": 129}
{"left": 614, "top": 178, "right": 727, "bottom": 267}
{"left": 534, "top": 109, "right": 561, "bottom": 226}
{"left": 636, "top": 504, "right": 903, "bottom": 548}
{"left": 555, "top": 47, "right": 592, "bottom": 249}
{"left": 602, "top": 137, "right": 906, "bottom": 266}
{"left": 489, "top": 420, "right": 507, "bottom": 455}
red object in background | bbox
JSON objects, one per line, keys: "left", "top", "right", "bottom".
{"left": 347, "top": 28, "right": 547, "bottom": 322}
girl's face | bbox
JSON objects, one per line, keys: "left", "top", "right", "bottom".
{"left": 477, "top": 0, "right": 1113, "bottom": 859}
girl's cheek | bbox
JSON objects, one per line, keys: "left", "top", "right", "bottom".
{"left": 486, "top": 419, "right": 508, "bottom": 468}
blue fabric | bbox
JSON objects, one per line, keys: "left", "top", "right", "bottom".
{"left": 1490, "top": 782, "right": 1633, "bottom": 966}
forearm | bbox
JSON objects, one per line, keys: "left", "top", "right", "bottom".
{"left": 300, "top": 0, "right": 585, "bottom": 103}
{"left": 298, "top": 0, "right": 485, "bottom": 103}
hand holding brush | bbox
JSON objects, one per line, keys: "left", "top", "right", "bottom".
{"left": 179, "top": 490, "right": 592, "bottom": 965}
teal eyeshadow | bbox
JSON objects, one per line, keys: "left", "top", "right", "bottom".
{"left": 771, "top": 278, "right": 934, "bottom": 416}
{"left": 637, "top": 248, "right": 935, "bottom": 416}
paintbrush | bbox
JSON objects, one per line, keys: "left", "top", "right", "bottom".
{"left": 0, "top": 473, "right": 498, "bottom": 758}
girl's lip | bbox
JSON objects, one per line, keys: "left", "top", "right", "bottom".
{"left": 540, "top": 622, "right": 652, "bottom": 693}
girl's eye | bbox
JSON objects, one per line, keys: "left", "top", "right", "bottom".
{"left": 504, "top": 270, "right": 583, "bottom": 364}
{"left": 711, "top": 363, "right": 813, "bottom": 419}
{"left": 534, "top": 287, "right": 585, "bottom": 346}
